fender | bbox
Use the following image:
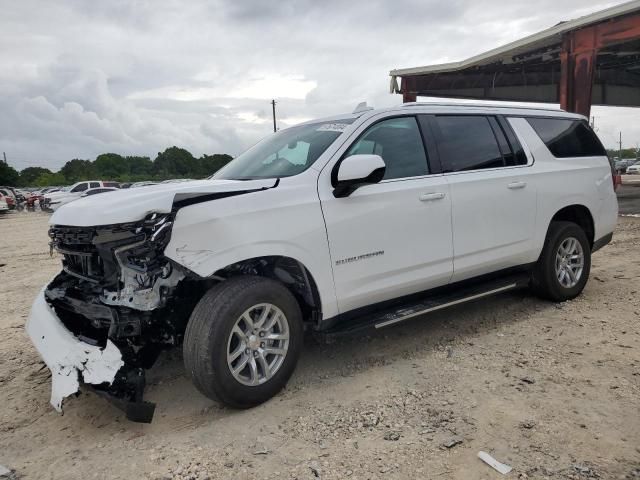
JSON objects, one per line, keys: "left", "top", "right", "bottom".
{"left": 164, "top": 178, "right": 339, "bottom": 319}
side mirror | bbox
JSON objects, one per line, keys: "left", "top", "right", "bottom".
{"left": 333, "top": 154, "right": 386, "bottom": 198}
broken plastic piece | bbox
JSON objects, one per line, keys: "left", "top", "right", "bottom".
{"left": 26, "top": 288, "right": 124, "bottom": 412}
{"left": 477, "top": 451, "right": 512, "bottom": 475}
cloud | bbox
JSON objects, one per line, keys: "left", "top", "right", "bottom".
{"left": 0, "top": 0, "right": 636, "bottom": 172}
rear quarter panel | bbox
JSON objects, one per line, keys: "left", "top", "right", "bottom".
{"left": 509, "top": 117, "right": 618, "bottom": 262}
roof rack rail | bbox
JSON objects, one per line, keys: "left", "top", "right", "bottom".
{"left": 400, "top": 102, "right": 564, "bottom": 112}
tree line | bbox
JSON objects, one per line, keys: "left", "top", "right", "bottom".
{"left": 606, "top": 148, "right": 639, "bottom": 160}
{"left": 0, "top": 147, "right": 233, "bottom": 187}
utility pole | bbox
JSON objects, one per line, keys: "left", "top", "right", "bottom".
{"left": 619, "top": 131, "right": 623, "bottom": 160}
{"left": 271, "top": 99, "right": 277, "bottom": 133}
{"left": 2, "top": 152, "right": 6, "bottom": 164}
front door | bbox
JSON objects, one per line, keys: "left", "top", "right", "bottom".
{"left": 318, "top": 116, "right": 454, "bottom": 314}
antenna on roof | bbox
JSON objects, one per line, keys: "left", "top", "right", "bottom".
{"left": 353, "top": 102, "right": 374, "bottom": 114}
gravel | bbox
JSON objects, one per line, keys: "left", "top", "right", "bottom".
{"left": 0, "top": 212, "right": 639, "bottom": 479}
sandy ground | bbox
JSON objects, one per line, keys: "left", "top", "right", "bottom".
{"left": 0, "top": 211, "right": 639, "bottom": 480}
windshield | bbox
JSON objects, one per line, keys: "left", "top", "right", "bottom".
{"left": 213, "top": 119, "right": 355, "bottom": 180}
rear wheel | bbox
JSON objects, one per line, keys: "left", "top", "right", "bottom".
{"left": 531, "top": 221, "right": 591, "bottom": 301}
{"left": 183, "top": 276, "right": 303, "bottom": 408}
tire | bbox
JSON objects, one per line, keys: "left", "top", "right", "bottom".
{"left": 183, "top": 275, "right": 303, "bottom": 408}
{"left": 531, "top": 221, "right": 591, "bottom": 301}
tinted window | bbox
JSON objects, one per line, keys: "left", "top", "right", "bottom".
{"left": 90, "top": 182, "right": 100, "bottom": 188}
{"left": 435, "top": 116, "right": 504, "bottom": 172}
{"left": 103, "top": 182, "right": 119, "bottom": 188}
{"left": 526, "top": 118, "right": 606, "bottom": 158}
{"left": 71, "top": 183, "right": 88, "bottom": 192}
{"left": 346, "top": 117, "right": 428, "bottom": 180}
{"left": 498, "top": 117, "right": 528, "bottom": 166}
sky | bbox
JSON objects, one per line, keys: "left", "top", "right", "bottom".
{"left": 1, "top": 0, "right": 638, "bottom": 172}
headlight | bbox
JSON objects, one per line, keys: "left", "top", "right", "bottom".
{"left": 141, "top": 213, "right": 174, "bottom": 242}
{"left": 116, "top": 213, "right": 175, "bottom": 274}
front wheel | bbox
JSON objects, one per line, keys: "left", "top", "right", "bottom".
{"left": 531, "top": 221, "right": 591, "bottom": 301}
{"left": 183, "top": 276, "right": 303, "bottom": 408}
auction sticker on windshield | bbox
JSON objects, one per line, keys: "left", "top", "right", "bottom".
{"left": 316, "top": 123, "right": 350, "bottom": 132}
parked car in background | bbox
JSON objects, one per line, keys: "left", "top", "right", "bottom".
{"left": 48, "top": 186, "right": 119, "bottom": 211}
{"left": 626, "top": 162, "right": 640, "bottom": 174}
{"left": 43, "top": 181, "right": 119, "bottom": 210}
{"left": 0, "top": 188, "right": 16, "bottom": 209}
{"left": 26, "top": 192, "right": 42, "bottom": 209}
{"left": 2, "top": 187, "right": 27, "bottom": 204}
{"left": 27, "top": 187, "right": 62, "bottom": 209}
{"left": 614, "top": 159, "right": 637, "bottom": 173}
{"left": 0, "top": 192, "right": 9, "bottom": 213}
{"left": 15, "top": 189, "right": 29, "bottom": 202}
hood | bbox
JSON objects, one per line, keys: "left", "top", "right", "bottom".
{"left": 50, "top": 178, "right": 278, "bottom": 227}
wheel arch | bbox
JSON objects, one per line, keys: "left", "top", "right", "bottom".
{"left": 548, "top": 204, "right": 595, "bottom": 247}
{"left": 212, "top": 256, "right": 323, "bottom": 328}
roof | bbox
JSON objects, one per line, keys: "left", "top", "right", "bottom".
{"left": 390, "top": 0, "right": 640, "bottom": 77}
{"left": 388, "top": 1, "right": 640, "bottom": 112}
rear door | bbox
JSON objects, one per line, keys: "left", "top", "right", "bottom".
{"left": 429, "top": 114, "right": 537, "bottom": 282}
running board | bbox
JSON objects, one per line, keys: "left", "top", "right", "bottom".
{"left": 320, "top": 272, "right": 530, "bottom": 339}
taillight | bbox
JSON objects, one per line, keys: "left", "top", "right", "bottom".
{"left": 611, "top": 162, "right": 621, "bottom": 191}
{"left": 613, "top": 174, "right": 622, "bottom": 191}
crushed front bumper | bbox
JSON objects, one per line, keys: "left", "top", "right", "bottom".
{"left": 26, "top": 288, "right": 124, "bottom": 412}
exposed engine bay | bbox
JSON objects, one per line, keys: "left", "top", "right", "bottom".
{"left": 45, "top": 213, "right": 206, "bottom": 421}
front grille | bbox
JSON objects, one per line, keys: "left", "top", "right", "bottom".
{"left": 49, "top": 226, "right": 104, "bottom": 281}
{"left": 49, "top": 226, "right": 95, "bottom": 245}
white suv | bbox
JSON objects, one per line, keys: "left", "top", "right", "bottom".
{"left": 28, "top": 103, "right": 618, "bottom": 422}
{"left": 43, "top": 180, "right": 120, "bottom": 211}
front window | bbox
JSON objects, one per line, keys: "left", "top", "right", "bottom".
{"left": 345, "top": 116, "right": 429, "bottom": 180}
{"left": 214, "top": 119, "right": 355, "bottom": 180}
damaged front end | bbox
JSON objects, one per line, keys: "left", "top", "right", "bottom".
{"left": 28, "top": 213, "right": 204, "bottom": 422}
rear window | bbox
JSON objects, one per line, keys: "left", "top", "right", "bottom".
{"left": 435, "top": 116, "right": 503, "bottom": 172}
{"left": 433, "top": 115, "right": 527, "bottom": 172}
{"left": 103, "top": 182, "right": 119, "bottom": 188}
{"left": 526, "top": 118, "right": 605, "bottom": 158}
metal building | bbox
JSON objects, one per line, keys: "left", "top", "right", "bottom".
{"left": 390, "top": 1, "right": 640, "bottom": 117}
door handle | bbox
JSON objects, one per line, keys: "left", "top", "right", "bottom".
{"left": 419, "top": 192, "right": 446, "bottom": 202}
{"left": 507, "top": 181, "right": 527, "bottom": 190}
